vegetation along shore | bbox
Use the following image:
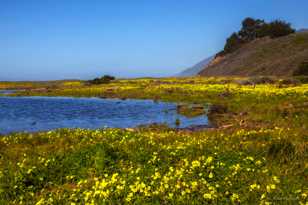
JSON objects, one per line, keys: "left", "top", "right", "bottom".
{"left": 0, "top": 76, "right": 307, "bottom": 204}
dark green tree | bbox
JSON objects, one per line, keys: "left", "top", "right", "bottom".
{"left": 239, "top": 17, "right": 265, "bottom": 41}
{"left": 265, "top": 20, "right": 295, "bottom": 38}
{"left": 224, "top": 33, "right": 243, "bottom": 53}
{"left": 219, "top": 18, "right": 295, "bottom": 56}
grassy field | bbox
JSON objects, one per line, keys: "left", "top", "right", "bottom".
{"left": 0, "top": 77, "right": 308, "bottom": 204}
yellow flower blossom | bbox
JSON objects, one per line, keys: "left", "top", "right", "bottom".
{"left": 203, "top": 193, "right": 212, "bottom": 200}
{"left": 208, "top": 172, "right": 214, "bottom": 179}
{"left": 191, "top": 160, "right": 201, "bottom": 169}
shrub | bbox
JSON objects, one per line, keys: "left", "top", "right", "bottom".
{"left": 260, "top": 20, "right": 295, "bottom": 38}
{"left": 293, "top": 61, "right": 308, "bottom": 76}
{"left": 87, "top": 75, "right": 116, "bottom": 85}
{"left": 224, "top": 33, "right": 244, "bottom": 53}
{"left": 248, "top": 76, "right": 276, "bottom": 84}
{"left": 278, "top": 78, "right": 301, "bottom": 86}
{"left": 294, "top": 75, "right": 308, "bottom": 83}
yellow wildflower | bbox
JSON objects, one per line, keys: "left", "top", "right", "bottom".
{"left": 203, "top": 193, "right": 212, "bottom": 200}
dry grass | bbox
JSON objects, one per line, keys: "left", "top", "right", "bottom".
{"left": 200, "top": 32, "right": 308, "bottom": 76}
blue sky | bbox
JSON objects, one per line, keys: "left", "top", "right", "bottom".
{"left": 1, "top": 0, "right": 308, "bottom": 80}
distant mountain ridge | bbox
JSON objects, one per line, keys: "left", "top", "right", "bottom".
{"left": 199, "top": 32, "right": 308, "bottom": 76}
{"left": 297, "top": 28, "right": 308, "bottom": 33}
{"left": 177, "top": 56, "right": 214, "bottom": 77}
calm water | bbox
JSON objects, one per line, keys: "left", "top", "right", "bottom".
{"left": 0, "top": 96, "right": 208, "bottom": 134}
{"left": 0, "top": 90, "right": 17, "bottom": 95}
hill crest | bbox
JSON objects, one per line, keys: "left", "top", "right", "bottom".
{"left": 199, "top": 32, "right": 308, "bottom": 76}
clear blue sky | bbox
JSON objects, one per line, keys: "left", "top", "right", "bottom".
{"left": 1, "top": 0, "right": 308, "bottom": 80}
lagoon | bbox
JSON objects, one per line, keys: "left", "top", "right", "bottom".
{"left": 0, "top": 96, "right": 208, "bottom": 134}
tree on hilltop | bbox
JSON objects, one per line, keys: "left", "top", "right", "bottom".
{"left": 239, "top": 17, "right": 265, "bottom": 42}
{"left": 224, "top": 33, "right": 243, "bottom": 53}
{"left": 219, "top": 17, "right": 295, "bottom": 56}
{"left": 266, "top": 20, "right": 295, "bottom": 38}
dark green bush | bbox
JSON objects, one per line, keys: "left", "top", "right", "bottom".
{"left": 265, "top": 20, "right": 295, "bottom": 38}
{"left": 87, "top": 75, "right": 115, "bottom": 85}
{"left": 278, "top": 78, "right": 301, "bottom": 86}
{"left": 293, "top": 61, "right": 308, "bottom": 76}
{"left": 224, "top": 33, "right": 244, "bottom": 53}
{"left": 294, "top": 75, "right": 308, "bottom": 83}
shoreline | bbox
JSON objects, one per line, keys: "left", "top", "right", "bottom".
{"left": 0, "top": 77, "right": 307, "bottom": 204}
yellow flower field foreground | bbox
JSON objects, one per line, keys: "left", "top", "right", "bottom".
{"left": 0, "top": 127, "right": 307, "bottom": 204}
{"left": 0, "top": 76, "right": 308, "bottom": 204}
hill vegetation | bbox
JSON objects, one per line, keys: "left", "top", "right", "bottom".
{"left": 199, "top": 31, "right": 308, "bottom": 76}
{"left": 217, "top": 17, "right": 295, "bottom": 57}
{"left": 198, "top": 18, "right": 308, "bottom": 76}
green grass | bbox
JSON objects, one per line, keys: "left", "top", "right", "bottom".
{"left": 0, "top": 77, "right": 307, "bottom": 204}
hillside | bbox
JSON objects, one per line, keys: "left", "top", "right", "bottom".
{"left": 199, "top": 32, "right": 308, "bottom": 76}
{"left": 176, "top": 56, "right": 214, "bottom": 77}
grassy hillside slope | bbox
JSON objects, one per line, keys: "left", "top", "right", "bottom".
{"left": 199, "top": 32, "right": 308, "bottom": 76}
